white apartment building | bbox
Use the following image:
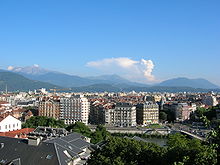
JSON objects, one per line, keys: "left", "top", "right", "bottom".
{"left": 60, "top": 95, "right": 90, "bottom": 125}
{"left": 104, "top": 108, "right": 115, "bottom": 125}
{"left": 110, "top": 103, "right": 136, "bottom": 127}
{"left": 0, "top": 115, "right": 21, "bottom": 132}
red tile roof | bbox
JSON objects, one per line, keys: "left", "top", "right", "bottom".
{"left": 0, "top": 101, "right": 8, "bottom": 105}
{"left": 0, "top": 128, "right": 35, "bottom": 139}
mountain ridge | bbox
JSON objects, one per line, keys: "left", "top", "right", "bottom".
{"left": 70, "top": 83, "right": 220, "bottom": 93}
{"left": 0, "top": 71, "right": 60, "bottom": 91}
{"left": 7, "top": 65, "right": 148, "bottom": 87}
{"left": 2, "top": 65, "right": 220, "bottom": 91}
{"left": 158, "top": 77, "right": 219, "bottom": 89}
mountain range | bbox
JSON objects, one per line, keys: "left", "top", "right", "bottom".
{"left": 7, "top": 65, "right": 147, "bottom": 87}
{"left": 157, "top": 77, "right": 219, "bottom": 89}
{"left": 0, "top": 65, "right": 219, "bottom": 92}
{"left": 0, "top": 71, "right": 59, "bottom": 91}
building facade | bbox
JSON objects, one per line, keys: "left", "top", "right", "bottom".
{"left": 60, "top": 95, "right": 90, "bottom": 125}
{"left": 104, "top": 108, "right": 115, "bottom": 125}
{"left": 89, "top": 104, "right": 105, "bottom": 125}
{"left": 0, "top": 115, "right": 21, "bottom": 132}
{"left": 136, "top": 101, "right": 159, "bottom": 125}
{"left": 202, "top": 95, "right": 218, "bottom": 106}
{"left": 171, "top": 103, "right": 191, "bottom": 121}
{"left": 110, "top": 103, "right": 136, "bottom": 127}
{"left": 39, "top": 98, "right": 60, "bottom": 120}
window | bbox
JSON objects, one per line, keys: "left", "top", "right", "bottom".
{"left": 5, "top": 125, "right": 7, "bottom": 129}
{"left": 46, "top": 155, "right": 53, "bottom": 160}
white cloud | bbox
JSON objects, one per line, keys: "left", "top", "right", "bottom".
{"left": 86, "top": 57, "right": 156, "bottom": 82}
{"left": 34, "top": 64, "right": 39, "bottom": 67}
{"left": 87, "top": 57, "right": 138, "bottom": 69}
{"left": 141, "top": 59, "right": 155, "bottom": 81}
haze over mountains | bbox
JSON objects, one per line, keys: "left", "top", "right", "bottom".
{"left": 0, "top": 70, "right": 59, "bottom": 91}
{"left": 0, "top": 65, "right": 219, "bottom": 92}
{"left": 7, "top": 65, "right": 148, "bottom": 87}
{"left": 158, "top": 77, "right": 219, "bottom": 89}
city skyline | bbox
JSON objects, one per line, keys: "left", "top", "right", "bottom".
{"left": 1, "top": 0, "right": 220, "bottom": 85}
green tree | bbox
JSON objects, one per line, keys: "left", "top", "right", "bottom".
{"left": 167, "top": 133, "right": 189, "bottom": 164}
{"left": 164, "top": 110, "right": 175, "bottom": 122}
{"left": 89, "top": 133, "right": 217, "bottom": 165}
{"left": 88, "top": 137, "right": 166, "bottom": 165}
{"left": 88, "top": 153, "right": 111, "bottom": 165}
{"left": 190, "top": 107, "right": 206, "bottom": 121}
{"left": 167, "top": 133, "right": 217, "bottom": 165}
{"left": 159, "top": 111, "right": 168, "bottom": 121}
{"left": 91, "top": 125, "right": 111, "bottom": 144}
{"left": 66, "top": 121, "right": 92, "bottom": 137}
{"left": 22, "top": 116, "right": 66, "bottom": 128}
{"left": 138, "top": 142, "right": 166, "bottom": 165}
{"left": 191, "top": 106, "right": 218, "bottom": 122}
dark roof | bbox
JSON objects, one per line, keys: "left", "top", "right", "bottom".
{"left": 116, "top": 102, "right": 133, "bottom": 107}
{"left": 60, "top": 132, "right": 82, "bottom": 142}
{"left": 55, "top": 143, "right": 79, "bottom": 164}
{"left": 0, "top": 136, "right": 59, "bottom": 165}
{"left": 69, "top": 138, "right": 90, "bottom": 149}
{"left": 0, "top": 132, "right": 91, "bottom": 165}
{"left": 46, "top": 138, "right": 83, "bottom": 154}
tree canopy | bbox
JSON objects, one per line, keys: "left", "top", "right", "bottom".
{"left": 190, "top": 106, "right": 219, "bottom": 123}
{"left": 91, "top": 125, "right": 111, "bottom": 144}
{"left": 66, "top": 123, "right": 111, "bottom": 144}
{"left": 159, "top": 111, "right": 168, "bottom": 121}
{"left": 66, "top": 121, "right": 92, "bottom": 137}
{"left": 22, "top": 116, "right": 66, "bottom": 128}
{"left": 88, "top": 133, "right": 217, "bottom": 165}
{"left": 167, "top": 133, "right": 217, "bottom": 165}
{"left": 88, "top": 136, "right": 166, "bottom": 165}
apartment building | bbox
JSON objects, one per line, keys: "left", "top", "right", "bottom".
{"left": 60, "top": 95, "right": 90, "bottom": 125}
{"left": 89, "top": 104, "right": 105, "bottom": 125}
{"left": 136, "top": 101, "right": 159, "bottom": 125}
{"left": 38, "top": 98, "right": 60, "bottom": 120}
{"left": 111, "top": 103, "right": 136, "bottom": 127}
{"left": 171, "top": 103, "right": 191, "bottom": 121}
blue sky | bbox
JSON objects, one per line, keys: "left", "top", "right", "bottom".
{"left": 0, "top": 0, "right": 219, "bottom": 85}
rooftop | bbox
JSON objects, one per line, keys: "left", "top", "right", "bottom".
{"left": 0, "top": 128, "right": 35, "bottom": 139}
{"left": 0, "top": 131, "right": 92, "bottom": 165}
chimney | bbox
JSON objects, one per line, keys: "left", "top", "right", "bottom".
{"left": 28, "top": 136, "right": 41, "bottom": 146}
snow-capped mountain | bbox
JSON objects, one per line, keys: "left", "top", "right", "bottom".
{"left": 7, "top": 64, "right": 50, "bottom": 75}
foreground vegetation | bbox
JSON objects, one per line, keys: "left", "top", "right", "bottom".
{"left": 88, "top": 134, "right": 217, "bottom": 165}
{"left": 23, "top": 116, "right": 220, "bottom": 164}
{"left": 66, "top": 122, "right": 110, "bottom": 144}
{"left": 190, "top": 105, "right": 220, "bottom": 127}
{"left": 22, "top": 116, "right": 66, "bottom": 128}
